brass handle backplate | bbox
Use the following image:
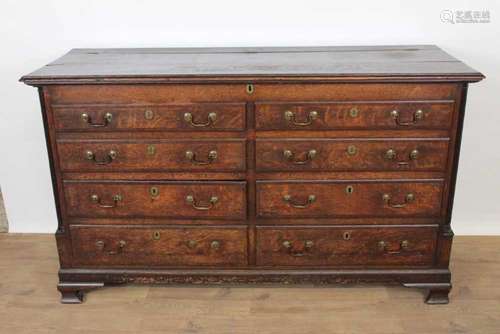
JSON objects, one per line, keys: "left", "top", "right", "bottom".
{"left": 186, "top": 195, "right": 218, "bottom": 210}
{"left": 185, "top": 150, "right": 218, "bottom": 165}
{"left": 86, "top": 150, "right": 117, "bottom": 165}
{"left": 378, "top": 240, "right": 409, "bottom": 254}
{"left": 184, "top": 112, "right": 217, "bottom": 127}
{"left": 81, "top": 112, "right": 113, "bottom": 127}
{"left": 210, "top": 240, "right": 221, "bottom": 250}
{"left": 282, "top": 239, "right": 314, "bottom": 257}
{"left": 90, "top": 194, "right": 122, "bottom": 208}
{"left": 283, "top": 149, "right": 317, "bottom": 165}
{"left": 385, "top": 149, "right": 419, "bottom": 166}
{"left": 284, "top": 110, "right": 318, "bottom": 126}
{"left": 390, "top": 109, "right": 424, "bottom": 126}
{"left": 382, "top": 193, "right": 415, "bottom": 208}
{"left": 283, "top": 194, "right": 316, "bottom": 208}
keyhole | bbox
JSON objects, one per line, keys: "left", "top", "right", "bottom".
{"left": 246, "top": 84, "right": 254, "bottom": 94}
{"left": 343, "top": 232, "right": 351, "bottom": 240}
{"left": 150, "top": 187, "right": 159, "bottom": 198}
{"left": 346, "top": 185, "right": 354, "bottom": 195}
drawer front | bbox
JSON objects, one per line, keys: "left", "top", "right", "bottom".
{"left": 256, "top": 180, "right": 443, "bottom": 218}
{"left": 255, "top": 101, "right": 454, "bottom": 130}
{"left": 256, "top": 139, "right": 448, "bottom": 171}
{"left": 64, "top": 181, "right": 246, "bottom": 219}
{"left": 70, "top": 226, "right": 247, "bottom": 266}
{"left": 256, "top": 226, "right": 437, "bottom": 266}
{"left": 54, "top": 103, "right": 246, "bottom": 131}
{"left": 57, "top": 139, "right": 246, "bottom": 172}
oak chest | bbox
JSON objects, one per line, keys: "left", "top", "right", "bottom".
{"left": 21, "top": 46, "right": 483, "bottom": 304}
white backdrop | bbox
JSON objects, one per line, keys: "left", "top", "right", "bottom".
{"left": 1, "top": 0, "right": 498, "bottom": 233}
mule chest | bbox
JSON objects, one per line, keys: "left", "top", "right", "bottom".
{"left": 21, "top": 46, "right": 484, "bottom": 303}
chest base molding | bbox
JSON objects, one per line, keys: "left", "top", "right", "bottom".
{"left": 57, "top": 268, "right": 451, "bottom": 304}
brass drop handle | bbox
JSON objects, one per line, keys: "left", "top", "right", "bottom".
{"left": 283, "top": 194, "right": 316, "bottom": 208}
{"left": 283, "top": 149, "right": 317, "bottom": 165}
{"left": 184, "top": 112, "right": 217, "bottom": 127}
{"left": 378, "top": 240, "right": 409, "bottom": 254}
{"left": 284, "top": 110, "right": 319, "bottom": 126}
{"left": 185, "top": 150, "right": 218, "bottom": 165}
{"left": 90, "top": 194, "right": 122, "bottom": 208}
{"left": 385, "top": 149, "right": 419, "bottom": 166}
{"left": 382, "top": 193, "right": 415, "bottom": 208}
{"left": 282, "top": 240, "right": 314, "bottom": 257}
{"left": 390, "top": 109, "right": 424, "bottom": 126}
{"left": 81, "top": 112, "right": 113, "bottom": 127}
{"left": 186, "top": 195, "right": 218, "bottom": 210}
{"left": 86, "top": 150, "right": 117, "bottom": 165}
{"left": 96, "top": 240, "right": 126, "bottom": 255}
{"left": 108, "top": 240, "right": 127, "bottom": 255}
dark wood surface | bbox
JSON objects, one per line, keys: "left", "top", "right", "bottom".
{"left": 256, "top": 180, "right": 444, "bottom": 218}
{"left": 255, "top": 139, "right": 449, "bottom": 171}
{"left": 20, "top": 45, "right": 484, "bottom": 84}
{"left": 57, "top": 139, "right": 247, "bottom": 172}
{"left": 63, "top": 181, "right": 247, "bottom": 219}
{"left": 53, "top": 102, "right": 246, "bottom": 131}
{"left": 255, "top": 225, "right": 437, "bottom": 267}
{"left": 70, "top": 225, "right": 248, "bottom": 267}
{"left": 20, "top": 46, "right": 484, "bottom": 304}
{"left": 255, "top": 101, "right": 455, "bottom": 130}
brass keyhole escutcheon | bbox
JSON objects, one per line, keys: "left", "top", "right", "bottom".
{"left": 152, "top": 231, "right": 161, "bottom": 240}
{"left": 347, "top": 145, "right": 357, "bottom": 156}
{"left": 144, "top": 109, "right": 154, "bottom": 120}
{"left": 147, "top": 145, "right": 156, "bottom": 156}
{"left": 343, "top": 232, "right": 351, "bottom": 240}
{"left": 150, "top": 187, "right": 159, "bottom": 198}
{"left": 345, "top": 185, "right": 354, "bottom": 195}
{"left": 246, "top": 83, "right": 254, "bottom": 95}
{"left": 349, "top": 107, "right": 359, "bottom": 118}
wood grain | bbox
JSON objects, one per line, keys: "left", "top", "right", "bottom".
{"left": 256, "top": 180, "right": 444, "bottom": 218}
{"left": 53, "top": 102, "right": 246, "bottom": 131}
{"left": 255, "top": 100, "right": 454, "bottom": 130}
{"left": 20, "top": 46, "right": 484, "bottom": 85}
{"left": 63, "top": 180, "right": 247, "bottom": 219}
{"left": 70, "top": 225, "right": 248, "bottom": 267}
{"left": 255, "top": 225, "right": 437, "bottom": 267}
{"left": 57, "top": 139, "right": 247, "bottom": 172}
{"left": 256, "top": 138, "right": 449, "bottom": 172}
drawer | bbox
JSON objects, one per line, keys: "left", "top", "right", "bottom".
{"left": 256, "top": 180, "right": 443, "bottom": 218}
{"left": 256, "top": 226, "right": 437, "bottom": 266}
{"left": 70, "top": 225, "right": 247, "bottom": 266}
{"left": 53, "top": 103, "right": 246, "bottom": 131}
{"left": 64, "top": 181, "right": 246, "bottom": 219}
{"left": 57, "top": 139, "right": 246, "bottom": 172}
{"left": 255, "top": 101, "right": 454, "bottom": 130}
{"left": 256, "top": 139, "right": 449, "bottom": 171}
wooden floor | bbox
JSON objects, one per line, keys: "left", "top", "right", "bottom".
{"left": 0, "top": 235, "right": 499, "bottom": 333}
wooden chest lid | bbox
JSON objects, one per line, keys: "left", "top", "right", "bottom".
{"left": 20, "top": 45, "right": 484, "bottom": 85}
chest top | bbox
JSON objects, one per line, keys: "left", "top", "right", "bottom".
{"left": 20, "top": 45, "right": 483, "bottom": 85}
